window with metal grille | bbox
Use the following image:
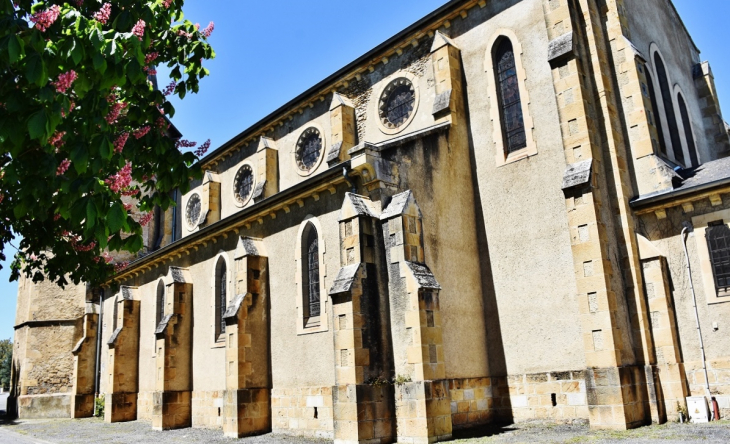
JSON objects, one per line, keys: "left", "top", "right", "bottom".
{"left": 677, "top": 94, "right": 699, "bottom": 167}
{"left": 494, "top": 38, "right": 527, "bottom": 154}
{"left": 234, "top": 164, "right": 254, "bottom": 204}
{"left": 303, "top": 225, "right": 320, "bottom": 319}
{"left": 215, "top": 258, "right": 227, "bottom": 339}
{"left": 156, "top": 281, "right": 165, "bottom": 326}
{"left": 385, "top": 84, "right": 415, "bottom": 127}
{"left": 296, "top": 128, "right": 323, "bottom": 171}
{"left": 654, "top": 53, "right": 684, "bottom": 164}
{"left": 645, "top": 70, "right": 667, "bottom": 156}
{"left": 706, "top": 221, "right": 730, "bottom": 296}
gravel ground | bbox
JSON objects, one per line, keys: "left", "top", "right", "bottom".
{"left": 0, "top": 418, "right": 729, "bottom": 444}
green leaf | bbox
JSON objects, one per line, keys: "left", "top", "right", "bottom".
{"left": 8, "top": 35, "right": 24, "bottom": 63}
{"left": 124, "top": 234, "right": 143, "bottom": 253}
{"left": 38, "top": 87, "right": 54, "bottom": 103}
{"left": 90, "top": 28, "right": 104, "bottom": 50}
{"left": 98, "top": 136, "right": 112, "bottom": 159}
{"left": 71, "top": 39, "right": 83, "bottom": 65}
{"left": 86, "top": 200, "right": 98, "bottom": 229}
{"left": 27, "top": 110, "right": 48, "bottom": 140}
{"left": 13, "top": 200, "right": 27, "bottom": 219}
{"left": 108, "top": 203, "right": 127, "bottom": 233}
{"left": 25, "top": 53, "right": 46, "bottom": 86}
{"left": 71, "top": 144, "right": 89, "bottom": 173}
{"left": 93, "top": 53, "right": 107, "bottom": 74}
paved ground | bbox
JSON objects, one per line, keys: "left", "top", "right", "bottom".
{"left": 0, "top": 418, "right": 728, "bottom": 443}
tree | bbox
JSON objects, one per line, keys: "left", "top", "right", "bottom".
{"left": 0, "top": 1, "right": 215, "bottom": 287}
{"left": 0, "top": 338, "right": 11, "bottom": 388}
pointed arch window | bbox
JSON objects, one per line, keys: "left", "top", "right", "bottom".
{"left": 156, "top": 281, "right": 165, "bottom": 327}
{"left": 214, "top": 258, "right": 227, "bottom": 340}
{"left": 302, "top": 224, "right": 320, "bottom": 321}
{"left": 645, "top": 70, "right": 667, "bottom": 156}
{"left": 494, "top": 38, "right": 527, "bottom": 154}
{"left": 677, "top": 94, "right": 699, "bottom": 167}
{"left": 707, "top": 221, "right": 730, "bottom": 296}
{"left": 654, "top": 53, "right": 684, "bottom": 164}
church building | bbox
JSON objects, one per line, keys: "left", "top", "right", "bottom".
{"left": 10, "top": 0, "right": 730, "bottom": 442}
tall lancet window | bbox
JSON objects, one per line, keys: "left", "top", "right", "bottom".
{"left": 302, "top": 224, "right": 320, "bottom": 321}
{"left": 677, "top": 94, "right": 699, "bottom": 167}
{"left": 156, "top": 280, "right": 165, "bottom": 327}
{"left": 214, "top": 257, "right": 227, "bottom": 340}
{"left": 645, "top": 70, "right": 667, "bottom": 156}
{"left": 707, "top": 221, "right": 730, "bottom": 296}
{"left": 654, "top": 53, "right": 684, "bottom": 164}
{"left": 494, "top": 38, "right": 527, "bottom": 154}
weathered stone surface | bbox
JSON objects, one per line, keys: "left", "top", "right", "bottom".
{"left": 562, "top": 159, "right": 593, "bottom": 190}
{"left": 547, "top": 32, "right": 574, "bottom": 63}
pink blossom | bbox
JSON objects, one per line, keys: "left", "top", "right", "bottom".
{"left": 105, "top": 101, "right": 128, "bottom": 124}
{"left": 30, "top": 5, "right": 60, "bottom": 32}
{"left": 49, "top": 131, "right": 66, "bottom": 148}
{"left": 74, "top": 1, "right": 84, "bottom": 7}
{"left": 139, "top": 212, "right": 153, "bottom": 227}
{"left": 113, "top": 132, "right": 129, "bottom": 153}
{"left": 162, "top": 81, "right": 176, "bottom": 96}
{"left": 202, "top": 22, "right": 214, "bottom": 38}
{"left": 144, "top": 68, "right": 157, "bottom": 75}
{"left": 144, "top": 52, "right": 159, "bottom": 65}
{"left": 105, "top": 162, "right": 133, "bottom": 194}
{"left": 54, "top": 214, "right": 62, "bottom": 221}
{"left": 195, "top": 139, "right": 211, "bottom": 157}
{"left": 176, "top": 29, "right": 193, "bottom": 39}
{"left": 132, "top": 19, "right": 146, "bottom": 41}
{"left": 0, "top": 193, "right": 4, "bottom": 204}
{"left": 71, "top": 239, "right": 97, "bottom": 252}
{"left": 175, "top": 139, "right": 197, "bottom": 149}
{"left": 163, "top": 0, "right": 173, "bottom": 9}
{"left": 133, "top": 126, "right": 151, "bottom": 139}
{"left": 52, "top": 71, "right": 78, "bottom": 94}
{"left": 156, "top": 117, "right": 170, "bottom": 132}
{"left": 114, "top": 261, "right": 130, "bottom": 273}
{"left": 93, "top": 3, "right": 111, "bottom": 25}
{"left": 194, "top": 23, "right": 200, "bottom": 31}
{"left": 56, "top": 159, "right": 71, "bottom": 176}
{"left": 123, "top": 203, "right": 133, "bottom": 211}
{"left": 62, "top": 101, "right": 76, "bottom": 118}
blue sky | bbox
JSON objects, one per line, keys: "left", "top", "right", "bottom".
{"left": 0, "top": 0, "right": 728, "bottom": 341}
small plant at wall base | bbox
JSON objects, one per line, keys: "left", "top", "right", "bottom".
{"left": 94, "top": 395, "right": 104, "bottom": 418}
{"left": 0, "top": 1, "right": 216, "bottom": 287}
{"left": 677, "top": 401, "right": 689, "bottom": 423}
{"left": 0, "top": 338, "right": 11, "bottom": 389}
{"left": 393, "top": 374, "right": 412, "bottom": 385}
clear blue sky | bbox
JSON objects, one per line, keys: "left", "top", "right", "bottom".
{"left": 0, "top": 0, "right": 728, "bottom": 341}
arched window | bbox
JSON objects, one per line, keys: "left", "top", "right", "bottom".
{"left": 654, "top": 53, "right": 684, "bottom": 164}
{"left": 302, "top": 224, "right": 320, "bottom": 320}
{"left": 677, "top": 93, "right": 699, "bottom": 167}
{"left": 645, "top": 70, "right": 667, "bottom": 156}
{"left": 214, "top": 257, "right": 227, "bottom": 340}
{"left": 493, "top": 38, "right": 527, "bottom": 154}
{"left": 706, "top": 221, "right": 730, "bottom": 296}
{"left": 156, "top": 280, "right": 165, "bottom": 327}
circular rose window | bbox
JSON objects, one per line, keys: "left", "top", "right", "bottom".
{"left": 234, "top": 164, "right": 255, "bottom": 205}
{"left": 295, "top": 127, "right": 323, "bottom": 172}
{"left": 186, "top": 193, "right": 202, "bottom": 229}
{"left": 379, "top": 78, "right": 416, "bottom": 129}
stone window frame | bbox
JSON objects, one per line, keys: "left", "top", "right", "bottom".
{"left": 211, "top": 251, "right": 232, "bottom": 347}
{"left": 293, "top": 123, "right": 327, "bottom": 178}
{"left": 152, "top": 278, "right": 165, "bottom": 357}
{"left": 184, "top": 191, "right": 204, "bottom": 231}
{"left": 673, "top": 85, "right": 701, "bottom": 167}
{"left": 295, "top": 215, "right": 329, "bottom": 335}
{"left": 232, "top": 161, "right": 256, "bottom": 208}
{"left": 374, "top": 72, "right": 420, "bottom": 136}
{"left": 648, "top": 44, "right": 688, "bottom": 167}
{"left": 484, "top": 29, "right": 537, "bottom": 167}
{"left": 691, "top": 208, "right": 730, "bottom": 305}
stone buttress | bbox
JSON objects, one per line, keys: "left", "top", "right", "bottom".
{"left": 330, "top": 193, "right": 395, "bottom": 444}
{"left": 222, "top": 237, "right": 272, "bottom": 438}
{"left": 381, "top": 191, "right": 451, "bottom": 443}
{"left": 71, "top": 299, "right": 99, "bottom": 418}
{"left": 152, "top": 267, "right": 194, "bottom": 430}
{"left": 105, "top": 286, "right": 141, "bottom": 423}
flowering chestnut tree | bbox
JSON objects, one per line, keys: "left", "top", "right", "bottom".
{"left": 0, "top": 1, "right": 215, "bottom": 286}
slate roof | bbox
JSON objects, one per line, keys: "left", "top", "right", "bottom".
{"left": 329, "top": 264, "right": 363, "bottom": 295}
{"left": 381, "top": 191, "right": 412, "bottom": 220}
{"left": 631, "top": 156, "right": 730, "bottom": 207}
{"left": 223, "top": 293, "right": 246, "bottom": 320}
{"left": 406, "top": 262, "right": 441, "bottom": 290}
{"left": 346, "top": 194, "right": 378, "bottom": 218}
{"left": 155, "top": 314, "right": 173, "bottom": 335}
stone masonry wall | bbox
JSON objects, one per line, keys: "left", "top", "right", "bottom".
{"left": 271, "top": 386, "right": 334, "bottom": 439}
{"left": 192, "top": 390, "right": 225, "bottom": 429}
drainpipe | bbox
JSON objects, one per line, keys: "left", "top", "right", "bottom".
{"left": 93, "top": 288, "right": 104, "bottom": 416}
{"left": 680, "top": 222, "right": 711, "bottom": 399}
